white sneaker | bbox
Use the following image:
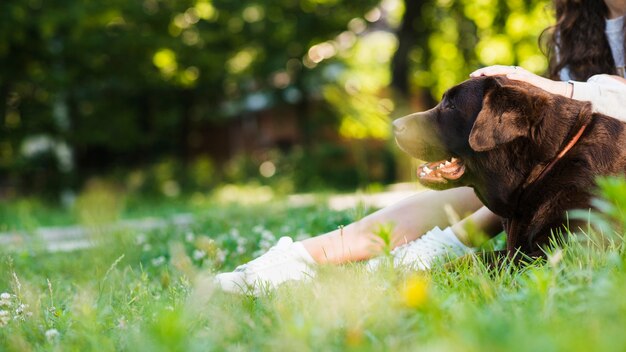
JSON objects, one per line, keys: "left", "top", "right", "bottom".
{"left": 367, "top": 226, "right": 472, "bottom": 271}
{"left": 215, "top": 236, "right": 316, "bottom": 295}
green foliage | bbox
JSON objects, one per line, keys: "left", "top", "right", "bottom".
{"left": 570, "top": 176, "right": 626, "bottom": 244}
{"left": 0, "top": 0, "right": 379, "bottom": 195}
{"left": 0, "top": 180, "right": 626, "bottom": 351}
{"left": 411, "top": 0, "right": 552, "bottom": 98}
{"left": 323, "top": 31, "right": 398, "bottom": 140}
{"left": 0, "top": 198, "right": 76, "bottom": 231}
{"left": 1, "top": 0, "right": 559, "bottom": 194}
{"left": 1, "top": 178, "right": 626, "bottom": 350}
{"left": 199, "top": 143, "right": 395, "bottom": 192}
{"left": 1, "top": 0, "right": 559, "bottom": 197}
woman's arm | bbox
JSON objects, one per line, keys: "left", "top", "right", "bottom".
{"left": 570, "top": 74, "right": 626, "bottom": 120}
{"left": 301, "top": 187, "right": 489, "bottom": 264}
{"left": 470, "top": 66, "right": 626, "bottom": 121}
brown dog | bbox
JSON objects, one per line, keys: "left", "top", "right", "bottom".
{"left": 393, "top": 76, "right": 626, "bottom": 258}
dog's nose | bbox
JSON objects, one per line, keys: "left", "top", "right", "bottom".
{"left": 393, "top": 119, "right": 406, "bottom": 134}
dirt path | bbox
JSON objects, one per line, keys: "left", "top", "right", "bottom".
{"left": 0, "top": 214, "right": 195, "bottom": 252}
{"left": 0, "top": 184, "right": 422, "bottom": 253}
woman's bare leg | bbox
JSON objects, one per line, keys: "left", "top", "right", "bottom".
{"left": 302, "top": 187, "right": 488, "bottom": 264}
{"left": 216, "top": 187, "right": 504, "bottom": 294}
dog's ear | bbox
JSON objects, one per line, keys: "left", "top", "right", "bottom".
{"left": 469, "top": 77, "right": 545, "bottom": 152}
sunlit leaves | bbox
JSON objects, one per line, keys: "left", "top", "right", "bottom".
{"left": 194, "top": 0, "right": 218, "bottom": 21}
{"left": 412, "top": 0, "right": 552, "bottom": 99}
{"left": 505, "top": 12, "right": 531, "bottom": 40}
{"left": 477, "top": 35, "right": 515, "bottom": 66}
{"left": 242, "top": 5, "right": 265, "bottom": 23}
{"left": 227, "top": 47, "right": 261, "bottom": 75}
{"left": 463, "top": 0, "right": 497, "bottom": 29}
{"left": 323, "top": 31, "right": 397, "bottom": 140}
{"left": 153, "top": 48, "right": 178, "bottom": 77}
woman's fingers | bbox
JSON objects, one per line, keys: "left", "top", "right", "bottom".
{"left": 506, "top": 72, "right": 568, "bottom": 96}
{"left": 504, "top": 71, "right": 537, "bottom": 83}
{"left": 469, "top": 65, "right": 527, "bottom": 77}
{"left": 472, "top": 65, "right": 570, "bottom": 97}
{"left": 470, "top": 65, "right": 546, "bottom": 90}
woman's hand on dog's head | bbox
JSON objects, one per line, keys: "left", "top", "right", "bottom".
{"left": 470, "top": 65, "right": 573, "bottom": 98}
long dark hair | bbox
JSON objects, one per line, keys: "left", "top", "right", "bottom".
{"left": 542, "top": 0, "right": 625, "bottom": 80}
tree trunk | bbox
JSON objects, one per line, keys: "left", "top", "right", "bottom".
{"left": 179, "top": 90, "right": 192, "bottom": 165}
{"left": 391, "top": 0, "right": 436, "bottom": 107}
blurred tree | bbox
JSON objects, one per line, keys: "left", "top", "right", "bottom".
{"left": 391, "top": 0, "right": 428, "bottom": 98}
{"left": 320, "top": 0, "right": 551, "bottom": 141}
{"left": 321, "top": 0, "right": 551, "bottom": 186}
{"left": 0, "top": 0, "right": 378, "bottom": 196}
{"left": 0, "top": 0, "right": 553, "bottom": 197}
{"left": 406, "top": 0, "right": 552, "bottom": 100}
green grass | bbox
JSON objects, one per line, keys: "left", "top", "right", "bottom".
{"left": 0, "top": 195, "right": 198, "bottom": 232}
{"left": 2, "top": 180, "right": 626, "bottom": 351}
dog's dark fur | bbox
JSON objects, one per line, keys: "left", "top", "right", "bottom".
{"left": 393, "top": 76, "right": 626, "bottom": 258}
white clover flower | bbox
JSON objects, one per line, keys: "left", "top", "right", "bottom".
{"left": 192, "top": 249, "right": 206, "bottom": 261}
{"left": 261, "top": 230, "right": 275, "bottom": 241}
{"left": 45, "top": 328, "right": 60, "bottom": 342}
{"left": 0, "top": 310, "right": 9, "bottom": 326}
{"left": 10, "top": 302, "right": 30, "bottom": 322}
{"left": 236, "top": 239, "right": 247, "bottom": 254}
{"left": 0, "top": 310, "right": 9, "bottom": 327}
{"left": 185, "top": 232, "right": 195, "bottom": 242}
{"left": 258, "top": 239, "right": 274, "bottom": 252}
{"left": 235, "top": 235, "right": 248, "bottom": 254}
{"left": 15, "top": 303, "right": 28, "bottom": 315}
{"left": 215, "top": 249, "right": 226, "bottom": 264}
{"left": 0, "top": 293, "right": 11, "bottom": 308}
{"left": 252, "top": 225, "right": 264, "bottom": 234}
{"left": 143, "top": 243, "right": 152, "bottom": 252}
{"left": 151, "top": 256, "right": 166, "bottom": 266}
{"left": 135, "top": 233, "right": 147, "bottom": 245}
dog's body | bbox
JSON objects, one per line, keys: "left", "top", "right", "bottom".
{"left": 393, "top": 76, "right": 626, "bottom": 258}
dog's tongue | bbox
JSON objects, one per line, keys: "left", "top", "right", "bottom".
{"left": 418, "top": 157, "right": 465, "bottom": 184}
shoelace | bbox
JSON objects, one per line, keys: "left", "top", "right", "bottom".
{"left": 391, "top": 231, "right": 452, "bottom": 258}
{"left": 234, "top": 236, "right": 293, "bottom": 272}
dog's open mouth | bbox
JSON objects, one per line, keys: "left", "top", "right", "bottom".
{"left": 418, "top": 157, "right": 465, "bottom": 184}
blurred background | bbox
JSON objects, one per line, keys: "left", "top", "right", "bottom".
{"left": 0, "top": 0, "right": 552, "bottom": 219}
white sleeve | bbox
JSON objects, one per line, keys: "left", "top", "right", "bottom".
{"left": 570, "top": 74, "right": 626, "bottom": 121}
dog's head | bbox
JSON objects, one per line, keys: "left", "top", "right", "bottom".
{"left": 394, "top": 76, "right": 590, "bottom": 214}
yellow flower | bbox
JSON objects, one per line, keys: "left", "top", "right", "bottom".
{"left": 400, "top": 275, "right": 430, "bottom": 309}
{"left": 345, "top": 326, "right": 363, "bottom": 347}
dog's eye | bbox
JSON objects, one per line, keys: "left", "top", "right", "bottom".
{"left": 445, "top": 101, "right": 456, "bottom": 110}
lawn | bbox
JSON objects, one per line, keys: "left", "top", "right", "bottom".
{"left": 1, "top": 181, "right": 626, "bottom": 351}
